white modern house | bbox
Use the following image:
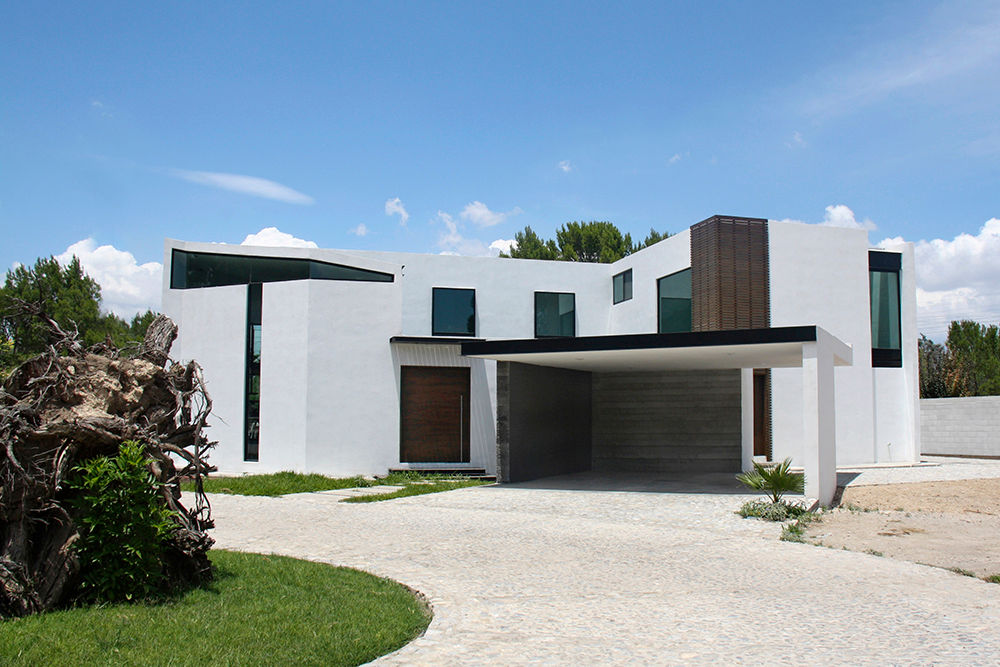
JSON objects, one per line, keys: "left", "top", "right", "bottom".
{"left": 162, "top": 215, "right": 918, "bottom": 505}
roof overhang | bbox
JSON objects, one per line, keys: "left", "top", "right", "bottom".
{"left": 462, "top": 325, "right": 852, "bottom": 372}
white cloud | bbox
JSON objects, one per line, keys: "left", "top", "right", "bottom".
{"left": 558, "top": 160, "right": 572, "bottom": 172}
{"left": 348, "top": 223, "right": 368, "bottom": 237}
{"left": 170, "top": 169, "right": 315, "bottom": 205}
{"left": 436, "top": 211, "right": 513, "bottom": 257}
{"left": 459, "top": 201, "right": 523, "bottom": 228}
{"left": 668, "top": 153, "right": 682, "bottom": 164}
{"left": 786, "top": 131, "right": 806, "bottom": 148}
{"left": 776, "top": 204, "right": 876, "bottom": 232}
{"left": 56, "top": 239, "right": 162, "bottom": 318}
{"left": 241, "top": 227, "right": 318, "bottom": 248}
{"left": 385, "top": 197, "right": 409, "bottom": 225}
{"left": 877, "top": 218, "right": 1000, "bottom": 340}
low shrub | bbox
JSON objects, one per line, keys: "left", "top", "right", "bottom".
{"left": 984, "top": 574, "right": 1000, "bottom": 584}
{"left": 738, "top": 499, "right": 811, "bottom": 522}
{"left": 736, "top": 458, "right": 804, "bottom": 503}
{"left": 68, "top": 441, "right": 178, "bottom": 603}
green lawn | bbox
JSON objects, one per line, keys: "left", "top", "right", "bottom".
{"left": 182, "top": 471, "right": 489, "bottom": 499}
{"left": 342, "top": 479, "right": 488, "bottom": 503}
{"left": 0, "top": 550, "right": 430, "bottom": 666}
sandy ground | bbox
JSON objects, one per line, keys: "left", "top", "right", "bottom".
{"left": 805, "top": 477, "right": 1000, "bottom": 579}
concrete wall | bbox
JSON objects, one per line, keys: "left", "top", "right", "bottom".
{"left": 498, "top": 362, "right": 592, "bottom": 483}
{"left": 921, "top": 397, "right": 1000, "bottom": 457}
{"left": 592, "top": 370, "right": 742, "bottom": 473}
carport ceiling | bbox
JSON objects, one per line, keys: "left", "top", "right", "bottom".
{"left": 462, "top": 325, "right": 851, "bottom": 372}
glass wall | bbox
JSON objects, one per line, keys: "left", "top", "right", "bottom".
{"left": 613, "top": 269, "right": 633, "bottom": 304}
{"left": 657, "top": 269, "right": 692, "bottom": 333}
{"left": 535, "top": 292, "right": 576, "bottom": 337}
{"left": 432, "top": 288, "right": 476, "bottom": 336}
{"left": 171, "top": 249, "right": 393, "bottom": 289}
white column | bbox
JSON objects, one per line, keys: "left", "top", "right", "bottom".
{"left": 802, "top": 341, "right": 837, "bottom": 506}
{"left": 740, "top": 368, "right": 754, "bottom": 471}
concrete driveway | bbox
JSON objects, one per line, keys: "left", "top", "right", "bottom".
{"left": 207, "top": 472, "right": 1000, "bottom": 665}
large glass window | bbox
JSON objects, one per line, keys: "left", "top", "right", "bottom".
{"left": 613, "top": 269, "right": 633, "bottom": 304}
{"left": 170, "top": 249, "right": 394, "bottom": 289}
{"left": 245, "top": 283, "right": 262, "bottom": 462}
{"left": 432, "top": 288, "right": 476, "bottom": 336}
{"left": 535, "top": 292, "right": 576, "bottom": 337}
{"left": 657, "top": 269, "right": 692, "bottom": 333}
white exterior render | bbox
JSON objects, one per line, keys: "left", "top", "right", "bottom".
{"left": 162, "top": 216, "right": 918, "bottom": 503}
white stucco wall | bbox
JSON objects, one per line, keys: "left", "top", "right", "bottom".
{"left": 606, "top": 229, "right": 691, "bottom": 335}
{"left": 768, "top": 221, "right": 917, "bottom": 465}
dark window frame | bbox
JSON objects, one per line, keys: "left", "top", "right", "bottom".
{"left": 244, "top": 283, "right": 262, "bottom": 462}
{"left": 613, "top": 268, "right": 633, "bottom": 304}
{"left": 657, "top": 268, "right": 692, "bottom": 334}
{"left": 170, "top": 248, "right": 394, "bottom": 289}
{"left": 869, "top": 251, "right": 903, "bottom": 368}
{"left": 431, "top": 287, "right": 477, "bottom": 337}
{"left": 534, "top": 291, "right": 576, "bottom": 338}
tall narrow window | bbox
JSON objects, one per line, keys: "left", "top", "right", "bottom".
{"left": 613, "top": 269, "right": 633, "bottom": 304}
{"left": 869, "top": 251, "right": 902, "bottom": 367}
{"left": 535, "top": 292, "right": 576, "bottom": 337}
{"left": 657, "top": 268, "right": 692, "bottom": 333}
{"left": 245, "top": 283, "right": 262, "bottom": 461}
{"left": 432, "top": 287, "right": 476, "bottom": 336}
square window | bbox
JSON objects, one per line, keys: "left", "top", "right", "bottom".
{"left": 432, "top": 288, "right": 476, "bottom": 336}
{"left": 535, "top": 292, "right": 576, "bottom": 337}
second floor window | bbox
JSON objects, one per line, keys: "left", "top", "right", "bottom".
{"left": 535, "top": 292, "right": 576, "bottom": 337}
{"left": 657, "top": 269, "right": 692, "bottom": 333}
{"left": 613, "top": 269, "right": 633, "bottom": 304}
{"left": 432, "top": 287, "right": 476, "bottom": 336}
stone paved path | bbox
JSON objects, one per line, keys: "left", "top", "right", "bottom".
{"left": 207, "top": 470, "right": 1000, "bottom": 665}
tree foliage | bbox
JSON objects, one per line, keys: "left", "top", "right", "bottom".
{"left": 0, "top": 256, "right": 157, "bottom": 369}
{"left": 501, "top": 221, "right": 670, "bottom": 263}
{"left": 918, "top": 335, "right": 949, "bottom": 398}
{"left": 918, "top": 321, "right": 1000, "bottom": 398}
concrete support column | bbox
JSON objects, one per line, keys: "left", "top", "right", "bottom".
{"left": 802, "top": 341, "right": 837, "bottom": 506}
{"left": 740, "top": 368, "right": 754, "bottom": 472}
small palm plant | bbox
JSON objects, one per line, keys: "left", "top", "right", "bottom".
{"left": 736, "top": 458, "right": 804, "bottom": 503}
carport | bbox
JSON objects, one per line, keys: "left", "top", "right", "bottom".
{"left": 463, "top": 325, "right": 852, "bottom": 506}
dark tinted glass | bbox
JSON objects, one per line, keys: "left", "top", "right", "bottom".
{"left": 433, "top": 288, "right": 476, "bottom": 336}
{"left": 170, "top": 249, "right": 393, "bottom": 288}
{"left": 658, "top": 269, "right": 692, "bottom": 333}
{"left": 535, "top": 292, "right": 576, "bottom": 337}
{"left": 613, "top": 269, "right": 633, "bottom": 304}
{"left": 870, "top": 270, "right": 900, "bottom": 350}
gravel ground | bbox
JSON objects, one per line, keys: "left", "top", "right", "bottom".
{"left": 205, "top": 465, "right": 1000, "bottom": 665}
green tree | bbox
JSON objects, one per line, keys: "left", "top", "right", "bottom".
{"left": 945, "top": 320, "right": 1000, "bottom": 397}
{"left": 501, "top": 221, "right": 670, "bottom": 263}
{"left": 0, "top": 256, "right": 158, "bottom": 361}
{"left": 918, "top": 335, "right": 949, "bottom": 398}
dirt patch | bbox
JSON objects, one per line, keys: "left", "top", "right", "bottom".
{"left": 803, "top": 478, "right": 1000, "bottom": 580}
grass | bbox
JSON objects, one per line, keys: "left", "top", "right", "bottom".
{"left": 948, "top": 567, "right": 977, "bottom": 578}
{"left": 181, "top": 470, "right": 484, "bottom": 498}
{"left": 780, "top": 513, "right": 819, "bottom": 543}
{"left": 343, "top": 479, "right": 488, "bottom": 503}
{"left": 984, "top": 574, "right": 1000, "bottom": 584}
{"left": 0, "top": 550, "right": 430, "bottom": 666}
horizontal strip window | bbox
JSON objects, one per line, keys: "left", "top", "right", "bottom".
{"left": 432, "top": 287, "right": 476, "bottom": 337}
{"left": 535, "top": 292, "right": 576, "bottom": 337}
{"left": 170, "top": 249, "right": 394, "bottom": 289}
{"left": 613, "top": 268, "right": 632, "bottom": 304}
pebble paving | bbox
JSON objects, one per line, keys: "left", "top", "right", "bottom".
{"left": 207, "top": 464, "right": 1000, "bottom": 666}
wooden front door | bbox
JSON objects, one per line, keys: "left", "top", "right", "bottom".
{"left": 753, "top": 369, "right": 771, "bottom": 459}
{"left": 400, "top": 366, "right": 471, "bottom": 463}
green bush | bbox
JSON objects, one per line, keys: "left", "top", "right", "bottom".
{"left": 69, "top": 441, "right": 178, "bottom": 603}
{"left": 736, "top": 458, "right": 805, "bottom": 503}
{"left": 738, "top": 499, "right": 810, "bottom": 521}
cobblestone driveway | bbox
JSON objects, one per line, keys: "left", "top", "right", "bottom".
{"left": 208, "top": 471, "right": 1000, "bottom": 665}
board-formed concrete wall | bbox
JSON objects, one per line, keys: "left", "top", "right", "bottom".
{"left": 592, "top": 370, "right": 742, "bottom": 473}
{"left": 921, "top": 397, "right": 1000, "bottom": 457}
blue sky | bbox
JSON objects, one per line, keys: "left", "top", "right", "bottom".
{"left": 2, "top": 1, "right": 999, "bottom": 339}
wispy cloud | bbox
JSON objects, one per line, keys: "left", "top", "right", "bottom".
{"left": 241, "top": 227, "right": 318, "bottom": 248}
{"left": 349, "top": 223, "right": 368, "bottom": 237}
{"left": 385, "top": 197, "right": 409, "bottom": 225}
{"left": 459, "top": 201, "right": 523, "bottom": 228}
{"left": 170, "top": 169, "right": 315, "bottom": 205}
{"left": 90, "top": 99, "right": 113, "bottom": 118}
{"left": 558, "top": 160, "right": 573, "bottom": 172}
{"left": 668, "top": 153, "right": 682, "bottom": 164}
{"left": 786, "top": 131, "right": 806, "bottom": 149}
{"left": 436, "top": 211, "right": 513, "bottom": 257}
{"left": 802, "top": 4, "right": 1000, "bottom": 117}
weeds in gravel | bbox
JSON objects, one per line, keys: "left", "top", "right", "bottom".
{"left": 342, "top": 479, "right": 488, "bottom": 503}
{"left": 779, "top": 513, "right": 819, "bottom": 543}
{"left": 949, "top": 567, "right": 977, "bottom": 578}
{"left": 738, "top": 500, "right": 811, "bottom": 522}
{"left": 984, "top": 574, "right": 1000, "bottom": 584}
{"left": 864, "top": 548, "right": 884, "bottom": 557}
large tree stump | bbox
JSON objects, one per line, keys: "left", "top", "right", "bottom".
{"left": 0, "top": 306, "right": 215, "bottom": 617}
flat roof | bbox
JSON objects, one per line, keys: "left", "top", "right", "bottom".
{"left": 462, "top": 325, "right": 852, "bottom": 372}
